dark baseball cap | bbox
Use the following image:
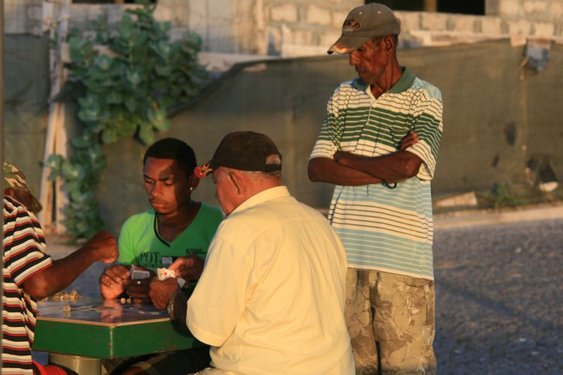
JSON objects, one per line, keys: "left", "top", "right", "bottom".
{"left": 328, "top": 3, "right": 401, "bottom": 54}
{"left": 194, "top": 131, "right": 282, "bottom": 178}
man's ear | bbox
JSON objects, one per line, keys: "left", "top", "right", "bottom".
{"left": 383, "top": 36, "right": 395, "bottom": 52}
{"left": 228, "top": 170, "right": 245, "bottom": 195}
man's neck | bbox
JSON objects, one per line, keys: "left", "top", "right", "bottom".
{"left": 371, "top": 60, "right": 402, "bottom": 99}
{"left": 157, "top": 201, "right": 200, "bottom": 242}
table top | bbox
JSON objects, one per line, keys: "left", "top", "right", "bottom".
{"left": 33, "top": 297, "right": 200, "bottom": 359}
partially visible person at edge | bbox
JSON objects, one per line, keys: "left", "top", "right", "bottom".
{"left": 2, "top": 161, "right": 118, "bottom": 375}
{"left": 149, "top": 131, "right": 355, "bottom": 374}
{"left": 98, "top": 138, "right": 223, "bottom": 375}
{"left": 308, "top": 3, "right": 443, "bottom": 374}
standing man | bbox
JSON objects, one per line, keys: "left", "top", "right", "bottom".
{"left": 99, "top": 138, "right": 223, "bottom": 374}
{"left": 3, "top": 162, "right": 118, "bottom": 374}
{"left": 150, "top": 131, "right": 355, "bottom": 374}
{"left": 308, "top": 3, "right": 443, "bottom": 374}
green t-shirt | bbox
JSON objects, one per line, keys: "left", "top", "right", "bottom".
{"left": 118, "top": 202, "right": 223, "bottom": 270}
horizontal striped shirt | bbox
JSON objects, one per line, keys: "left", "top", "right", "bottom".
{"left": 3, "top": 196, "right": 52, "bottom": 374}
{"left": 310, "top": 68, "right": 443, "bottom": 279}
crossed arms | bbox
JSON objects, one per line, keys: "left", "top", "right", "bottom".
{"left": 308, "top": 131, "right": 422, "bottom": 186}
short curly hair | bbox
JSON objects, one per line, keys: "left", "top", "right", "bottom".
{"left": 143, "top": 138, "right": 197, "bottom": 178}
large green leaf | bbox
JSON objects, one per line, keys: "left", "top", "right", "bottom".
{"left": 126, "top": 68, "right": 142, "bottom": 86}
{"left": 95, "top": 55, "right": 112, "bottom": 71}
{"left": 119, "top": 14, "right": 134, "bottom": 39}
{"left": 124, "top": 97, "right": 137, "bottom": 113}
{"left": 101, "top": 128, "right": 118, "bottom": 144}
{"left": 155, "top": 64, "right": 171, "bottom": 77}
{"left": 61, "top": 161, "right": 80, "bottom": 181}
{"left": 71, "top": 135, "right": 92, "bottom": 149}
{"left": 106, "top": 91, "right": 122, "bottom": 105}
{"left": 138, "top": 122, "right": 155, "bottom": 145}
{"left": 133, "top": 31, "right": 149, "bottom": 49}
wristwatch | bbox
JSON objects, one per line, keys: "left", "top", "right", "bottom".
{"left": 166, "top": 293, "right": 176, "bottom": 319}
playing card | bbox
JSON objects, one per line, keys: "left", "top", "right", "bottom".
{"left": 157, "top": 268, "right": 176, "bottom": 281}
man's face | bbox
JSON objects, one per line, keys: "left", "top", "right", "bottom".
{"left": 143, "top": 157, "right": 191, "bottom": 215}
{"left": 348, "top": 38, "right": 390, "bottom": 86}
{"left": 212, "top": 167, "right": 240, "bottom": 216}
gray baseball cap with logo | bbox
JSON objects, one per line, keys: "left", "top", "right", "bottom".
{"left": 328, "top": 3, "right": 401, "bottom": 54}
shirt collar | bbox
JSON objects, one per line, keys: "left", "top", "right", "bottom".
{"left": 230, "top": 186, "right": 290, "bottom": 216}
{"left": 351, "top": 67, "right": 415, "bottom": 94}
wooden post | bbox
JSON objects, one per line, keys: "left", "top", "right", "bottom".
{"left": 39, "top": 0, "right": 70, "bottom": 233}
{"left": 424, "top": 0, "right": 438, "bottom": 12}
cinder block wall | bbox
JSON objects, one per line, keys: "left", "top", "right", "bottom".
{"left": 263, "top": 0, "right": 363, "bottom": 55}
{"left": 488, "top": 0, "right": 563, "bottom": 22}
{"left": 4, "top": 0, "right": 43, "bottom": 35}
{"left": 7, "top": 1, "right": 562, "bottom": 52}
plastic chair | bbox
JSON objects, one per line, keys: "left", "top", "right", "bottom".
{"left": 33, "top": 360, "right": 69, "bottom": 375}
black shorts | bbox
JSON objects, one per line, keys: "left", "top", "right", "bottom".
{"left": 105, "top": 346, "right": 211, "bottom": 375}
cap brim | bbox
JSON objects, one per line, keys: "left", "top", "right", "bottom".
{"left": 6, "top": 187, "right": 43, "bottom": 213}
{"left": 30, "top": 195, "right": 43, "bottom": 213}
{"left": 327, "top": 34, "right": 371, "bottom": 54}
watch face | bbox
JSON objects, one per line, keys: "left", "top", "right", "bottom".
{"left": 167, "top": 294, "right": 175, "bottom": 318}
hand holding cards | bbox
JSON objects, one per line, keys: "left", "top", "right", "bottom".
{"left": 131, "top": 268, "right": 151, "bottom": 280}
{"left": 125, "top": 266, "right": 153, "bottom": 304}
{"left": 157, "top": 267, "right": 186, "bottom": 288}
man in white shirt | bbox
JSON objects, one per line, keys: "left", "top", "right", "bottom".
{"left": 150, "top": 131, "right": 355, "bottom": 375}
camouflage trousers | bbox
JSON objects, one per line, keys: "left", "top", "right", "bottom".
{"left": 345, "top": 269, "right": 436, "bottom": 375}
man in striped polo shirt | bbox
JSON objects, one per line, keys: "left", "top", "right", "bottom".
{"left": 308, "top": 3, "right": 443, "bottom": 374}
{"left": 2, "top": 162, "right": 118, "bottom": 374}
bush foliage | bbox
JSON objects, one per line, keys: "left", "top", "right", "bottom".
{"left": 48, "top": 3, "right": 207, "bottom": 238}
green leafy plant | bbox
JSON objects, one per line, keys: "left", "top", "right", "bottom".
{"left": 47, "top": 2, "right": 207, "bottom": 238}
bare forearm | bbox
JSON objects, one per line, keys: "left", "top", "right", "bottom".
{"left": 336, "top": 151, "right": 422, "bottom": 182}
{"left": 24, "top": 247, "right": 98, "bottom": 299}
{"left": 22, "top": 230, "right": 117, "bottom": 299}
{"left": 308, "top": 158, "right": 382, "bottom": 186}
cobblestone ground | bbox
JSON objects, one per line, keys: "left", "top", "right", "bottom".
{"left": 434, "top": 218, "right": 562, "bottom": 375}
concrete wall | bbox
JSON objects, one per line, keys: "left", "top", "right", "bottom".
{"left": 92, "top": 39, "right": 563, "bottom": 233}
{"left": 3, "top": 35, "right": 51, "bottom": 197}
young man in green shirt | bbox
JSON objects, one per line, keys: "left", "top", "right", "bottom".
{"left": 99, "top": 138, "right": 223, "bottom": 374}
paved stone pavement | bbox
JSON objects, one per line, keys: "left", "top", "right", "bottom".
{"left": 433, "top": 207, "right": 562, "bottom": 375}
{"left": 40, "top": 205, "right": 563, "bottom": 374}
